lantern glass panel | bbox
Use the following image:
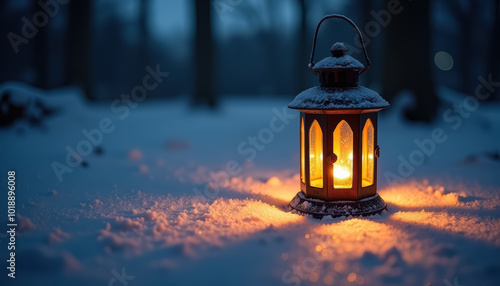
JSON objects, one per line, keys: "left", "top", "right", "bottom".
{"left": 333, "top": 120, "right": 353, "bottom": 189}
{"left": 300, "top": 118, "right": 305, "bottom": 184}
{"left": 309, "top": 120, "right": 323, "bottom": 188}
{"left": 362, "top": 119, "right": 375, "bottom": 187}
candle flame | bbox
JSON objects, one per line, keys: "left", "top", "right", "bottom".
{"left": 334, "top": 165, "right": 352, "bottom": 180}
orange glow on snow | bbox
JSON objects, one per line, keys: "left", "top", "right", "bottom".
{"left": 379, "top": 181, "right": 462, "bottom": 208}
{"left": 148, "top": 198, "right": 305, "bottom": 250}
{"left": 391, "top": 211, "right": 500, "bottom": 246}
{"left": 228, "top": 174, "right": 300, "bottom": 203}
{"left": 302, "top": 219, "right": 425, "bottom": 264}
{"left": 207, "top": 199, "right": 304, "bottom": 228}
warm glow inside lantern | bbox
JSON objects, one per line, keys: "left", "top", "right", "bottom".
{"left": 288, "top": 15, "right": 390, "bottom": 219}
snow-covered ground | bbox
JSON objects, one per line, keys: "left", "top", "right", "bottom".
{"left": 1, "top": 82, "right": 499, "bottom": 286}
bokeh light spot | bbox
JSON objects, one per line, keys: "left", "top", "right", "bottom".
{"left": 356, "top": 275, "right": 365, "bottom": 285}
{"left": 434, "top": 51, "right": 454, "bottom": 71}
{"left": 348, "top": 272, "right": 357, "bottom": 282}
{"left": 309, "top": 272, "right": 319, "bottom": 282}
{"left": 324, "top": 274, "right": 334, "bottom": 285}
{"left": 334, "top": 262, "right": 345, "bottom": 272}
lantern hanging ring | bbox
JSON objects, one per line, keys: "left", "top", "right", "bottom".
{"left": 308, "top": 14, "right": 371, "bottom": 76}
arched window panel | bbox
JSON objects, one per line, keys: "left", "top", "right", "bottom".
{"left": 333, "top": 120, "right": 353, "bottom": 189}
{"left": 309, "top": 120, "right": 323, "bottom": 188}
{"left": 362, "top": 119, "right": 375, "bottom": 187}
{"left": 300, "top": 118, "right": 305, "bottom": 184}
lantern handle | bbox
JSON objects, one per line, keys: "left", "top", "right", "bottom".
{"left": 308, "top": 14, "right": 371, "bottom": 75}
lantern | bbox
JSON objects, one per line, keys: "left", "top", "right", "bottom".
{"left": 288, "top": 15, "right": 390, "bottom": 219}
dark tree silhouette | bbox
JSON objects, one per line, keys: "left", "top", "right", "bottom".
{"left": 33, "top": 0, "right": 49, "bottom": 89}
{"left": 65, "top": 0, "right": 93, "bottom": 100}
{"left": 138, "top": 0, "right": 150, "bottom": 67}
{"left": 447, "top": 0, "right": 480, "bottom": 96}
{"left": 295, "top": 0, "right": 308, "bottom": 93}
{"left": 487, "top": 0, "right": 500, "bottom": 101}
{"left": 234, "top": 1, "right": 283, "bottom": 94}
{"left": 357, "top": 0, "right": 376, "bottom": 87}
{"left": 382, "top": 0, "right": 439, "bottom": 122}
{"left": 193, "top": 0, "right": 216, "bottom": 107}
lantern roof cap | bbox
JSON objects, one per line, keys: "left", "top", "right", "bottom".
{"left": 312, "top": 42, "right": 364, "bottom": 72}
{"left": 288, "top": 85, "right": 389, "bottom": 110}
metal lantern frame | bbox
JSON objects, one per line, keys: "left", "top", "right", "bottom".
{"left": 298, "top": 110, "right": 380, "bottom": 201}
{"left": 288, "top": 15, "right": 389, "bottom": 219}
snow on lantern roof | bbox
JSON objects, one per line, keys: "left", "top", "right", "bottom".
{"left": 312, "top": 42, "right": 364, "bottom": 71}
{"left": 288, "top": 85, "right": 390, "bottom": 110}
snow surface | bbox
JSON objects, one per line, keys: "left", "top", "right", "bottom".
{"left": 1, "top": 82, "right": 500, "bottom": 286}
{"left": 288, "top": 85, "right": 390, "bottom": 110}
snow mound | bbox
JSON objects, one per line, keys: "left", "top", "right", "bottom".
{"left": 18, "top": 247, "right": 80, "bottom": 273}
{"left": 0, "top": 81, "right": 86, "bottom": 123}
{"left": 99, "top": 223, "right": 142, "bottom": 252}
{"left": 18, "top": 214, "right": 36, "bottom": 232}
{"left": 48, "top": 228, "right": 70, "bottom": 244}
{"left": 113, "top": 217, "right": 145, "bottom": 231}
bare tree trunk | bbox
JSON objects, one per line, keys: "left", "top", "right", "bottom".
{"left": 262, "top": 0, "right": 280, "bottom": 94}
{"left": 138, "top": 0, "right": 150, "bottom": 67}
{"left": 487, "top": 0, "right": 500, "bottom": 101}
{"left": 449, "top": 1, "right": 479, "bottom": 96}
{"left": 65, "top": 0, "right": 93, "bottom": 100}
{"left": 193, "top": 0, "right": 216, "bottom": 107}
{"left": 0, "top": 1, "right": 9, "bottom": 83}
{"left": 382, "top": 0, "right": 439, "bottom": 122}
{"left": 295, "top": 0, "right": 307, "bottom": 93}
{"left": 358, "top": 0, "right": 375, "bottom": 86}
{"left": 34, "top": 0, "right": 49, "bottom": 89}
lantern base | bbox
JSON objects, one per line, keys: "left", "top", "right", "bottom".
{"left": 288, "top": 191, "right": 387, "bottom": 219}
